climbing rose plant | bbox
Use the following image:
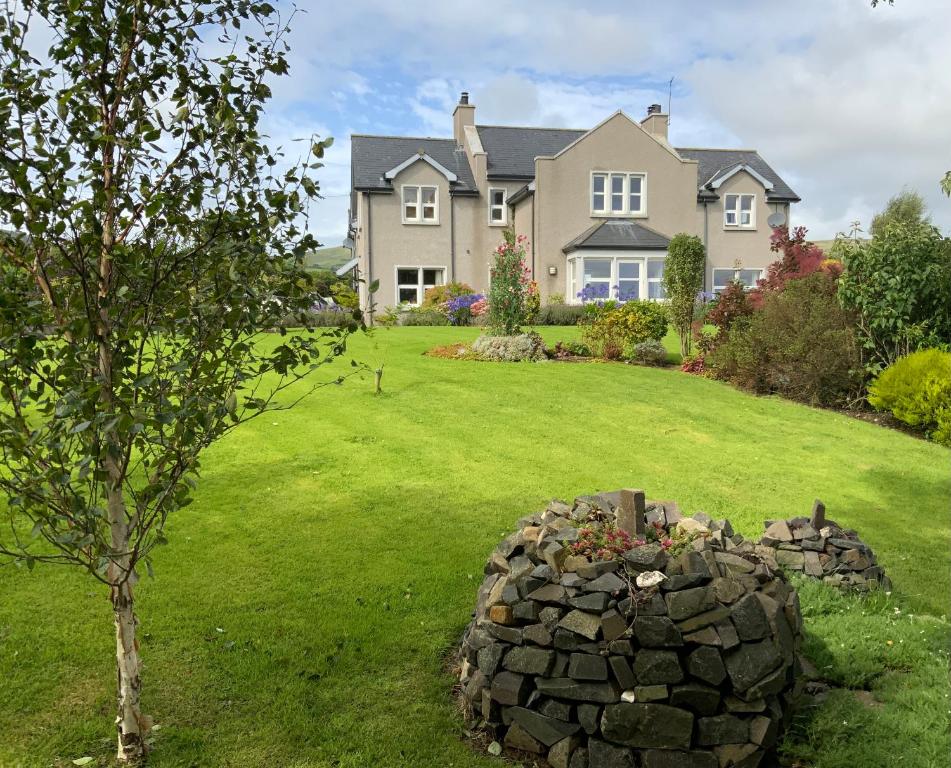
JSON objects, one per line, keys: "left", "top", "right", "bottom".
{"left": 487, "top": 230, "right": 532, "bottom": 336}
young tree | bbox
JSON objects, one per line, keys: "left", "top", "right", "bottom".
{"left": 663, "top": 233, "right": 705, "bottom": 357}
{"left": 0, "top": 2, "right": 363, "bottom": 761}
{"left": 837, "top": 222, "right": 951, "bottom": 371}
{"left": 870, "top": 189, "right": 930, "bottom": 238}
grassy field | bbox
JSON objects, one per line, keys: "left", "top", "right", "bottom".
{"left": 0, "top": 326, "right": 948, "bottom": 767}
{"left": 304, "top": 245, "right": 352, "bottom": 272}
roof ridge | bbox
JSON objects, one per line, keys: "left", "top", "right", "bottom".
{"left": 476, "top": 124, "right": 587, "bottom": 132}
{"left": 351, "top": 133, "right": 455, "bottom": 141}
{"left": 676, "top": 147, "right": 759, "bottom": 153}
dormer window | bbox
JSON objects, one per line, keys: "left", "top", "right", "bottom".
{"left": 488, "top": 188, "right": 507, "bottom": 225}
{"left": 724, "top": 194, "right": 755, "bottom": 228}
{"left": 592, "top": 172, "right": 646, "bottom": 216}
{"left": 402, "top": 185, "right": 438, "bottom": 224}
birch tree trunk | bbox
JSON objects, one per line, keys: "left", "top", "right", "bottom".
{"left": 107, "top": 497, "right": 149, "bottom": 762}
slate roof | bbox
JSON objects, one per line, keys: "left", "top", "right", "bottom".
{"left": 350, "top": 135, "right": 478, "bottom": 194}
{"left": 475, "top": 125, "right": 586, "bottom": 178}
{"left": 350, "top": 127, "right": 799, "bottom": 202}
{"left": 474, "top": 126, "right": 798, "bottom": 201}
{"left": 563, "top": 220, "right": 671, "bottom": 254}
{"left": 677, "top": 148, "right": 799, "bottom": 201}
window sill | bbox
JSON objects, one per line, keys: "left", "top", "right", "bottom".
{"left": 590, "top": 212, "right": 648, "bottom": 219}
{"left": 401, "top": 220, "right": 440, "bottom": 226}
{"left": 722, "top": 225, "right": 757, "bottom": 231}
{"left": 488, "top": 222, "right": 508, "bottom": 228}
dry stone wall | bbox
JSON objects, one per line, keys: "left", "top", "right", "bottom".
{"left": 458, "top": 490, "right": 806, "bottom": 768}
{"left": 759, "top": 501, "right": 891, "bottom": 593}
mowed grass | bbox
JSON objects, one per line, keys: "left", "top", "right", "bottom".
{"left": 0, "top": 326, "right": 948, "bottom": 767}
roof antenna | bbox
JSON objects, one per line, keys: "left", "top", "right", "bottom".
{"left": 667, "top": 77, "right": 674, "bottom": 128}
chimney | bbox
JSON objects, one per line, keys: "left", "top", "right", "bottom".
{"left": 641, "top": 103, "right": 668, "bottom": 142}
{"left": 453, "top": 91, "right": 475, "bottom": 147}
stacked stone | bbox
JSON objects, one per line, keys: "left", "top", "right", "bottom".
{"left": 458, "top": 490, "right": 804, "bottom": 768}
{"left": 759, "top": 500, "right": 891, "bottom": 593}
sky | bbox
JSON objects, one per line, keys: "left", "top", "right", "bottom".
{"left": 263, "top": 0, "right": 951, "bottom": 247}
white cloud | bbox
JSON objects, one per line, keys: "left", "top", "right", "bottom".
{"left": 268, "top": 0, "right": 951, "bottom": 242}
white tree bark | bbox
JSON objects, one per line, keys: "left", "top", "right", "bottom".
{"left": 107, "top": 497, "right": 149, "bottom": 762}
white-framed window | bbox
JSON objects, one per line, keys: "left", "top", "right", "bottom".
{"left": 724, "top": 194, "right": 755, "bottom": 228}
{"left": 712, "top": 267, "right": 763, "bottom": 295}
{"left": 591, "top": 172, "right": 646, "bottom": 216}
{"left": 582, "top": 258, "right": 612, "bottom": 301}
{"left": 488, "top": 187, "right": 507, "bottom": 225}
{"left": 402, "top": 185, "right": 438, "bottom": 224}
{"left": 570, "top": 254, "right": 666, "bottom": 303}
{"left": 617, "top": 261, "right": 640, "bottom": 302}
{"left": 396, "top": 266, "right": 445, "bottom": 305}
{"left": 647, "top": 258, "right": 666, "bottom": 299}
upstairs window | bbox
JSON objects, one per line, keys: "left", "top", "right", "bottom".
{"left": 402, "top": 185, "right": 438, "bottom": 224}
{"left": 724, "top": 194, "right": 755, "bottom": 228}
{"left": 396, "top": 266, "right": 445, "bottom": 305}
{"left": 592, "top": 172, "right": 646, "bottom": 215}
{"left": 488, "top": 188, "right": 507, "bottom": 225}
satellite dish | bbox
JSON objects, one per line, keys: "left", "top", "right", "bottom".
{"left": 767, "top": 211, "right": 786, "bottom": 228}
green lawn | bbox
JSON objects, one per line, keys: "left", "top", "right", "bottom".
{"left": 1, "top": 327, "right": 948, "bottom": 767}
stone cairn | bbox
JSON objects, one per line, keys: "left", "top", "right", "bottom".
{"left": 759, "top": 500, "right": 891, "bottom": 593}
{"left": 458, "top": 490, "right": 805, "bottom": 768}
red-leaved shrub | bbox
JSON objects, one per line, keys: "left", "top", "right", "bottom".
{"left": 749, "top": 226, "right": 824, "bottom": 307}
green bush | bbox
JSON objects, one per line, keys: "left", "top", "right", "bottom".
{"left": 629, "top": 340, "right": 669, "bottom": 366}
{"left": 421, "top": 281, "right": 473, "bottom": 308}
{"left": 546, "top": 293, "right": 566, "bottom": 306}
{"left": 399, "top": 308, "right": 449, "bottom": 326}
{"left": 836, "top": 222, "right": 951, "bottom": 371}
{"left": 709, "top": 272, "right": 863, "bottom": 406}
{"left": 580, "top": 300, "right": 668, "bottom": 360}
{"left": 868, "top": 348, "right": 951, "bottom": 446}
{"left": 533, "top": 304, "right": 584, "bottom": 326}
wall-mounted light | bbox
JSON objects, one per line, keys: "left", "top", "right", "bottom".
{"left": 548, "top": 265, "right": 558, "bottom": 276}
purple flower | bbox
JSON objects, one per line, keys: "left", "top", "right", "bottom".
{"left": 445, "top": 293, "right": 485, "bottom": 325}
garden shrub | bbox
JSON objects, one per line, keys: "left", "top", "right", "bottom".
{"left": 709, "top": 271, "right": 863, "bottom": 406}
{"left": 547, "top": 340, "right": 591, "bottom": 359}
{"left": 472, "top": 332, "right": 546, "bottom": 362}
{"left": 277, "top": 307, "right": 355, "bottom": 329}
{"left": 868, "top": 348, "right": 951, "bottom": 446}
{"left": 546, "top": 293, "right": 566, "bottom": 305}
{"left": 525, "top": 281, "right": 540, "bottom": 324}
{"left": 751, "top": 225, "right": 825, "bottom": 306}
{"left": 629, "top": 340, "right": 669, "bottom": 367}
{"left": 706, "top": 281, "right": 753, "bottom": 334}
{"left": 487, "top": 231, "right": 531, "bottom": 336}
{"left": 421, "top": 281, "right": 473, "bottom": 308}
{"left": 580, "top": 300, "right": 668, "bottom": 360}
{"left": 836, "top": 222, "right": 951, "bottom": 372}
{"left": 399, "top": 308, "right": 449, "bottom": 326}
{"left": 534, "top": 303, "right": 584, "bottom": 326}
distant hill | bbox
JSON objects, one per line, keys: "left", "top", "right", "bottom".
{"left": 813, "top": 238, "right": 869, "bottom": 254}
{"left": 304, "top": 246, "right": 352, "bottom": 272}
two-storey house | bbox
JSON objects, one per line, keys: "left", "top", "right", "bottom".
{"left": 349, "top": 92, "right": 799, "bottom": 315}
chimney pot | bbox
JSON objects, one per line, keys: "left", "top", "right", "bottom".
{"left": 460, "top": 91, "right": 469, "bottom": 105}
{"left": 647, "top": 103, "right": 662, "bottom": 115}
